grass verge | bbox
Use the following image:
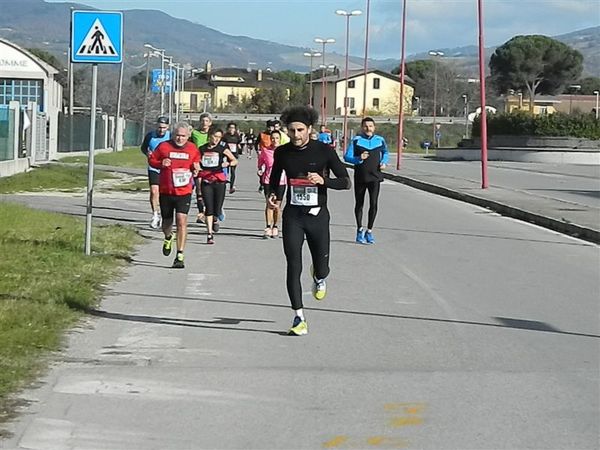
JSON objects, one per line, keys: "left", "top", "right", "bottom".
{"left": 0, "top": 165, "right": 114, "bottom": 194}
{"left": 0, "top": 202, "right": 142, "bottom": 427}
{"left": 60, "top": 147, "right": 147, "bottom": 169}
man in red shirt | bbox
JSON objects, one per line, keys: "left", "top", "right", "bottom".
{"left": 149, "top": 122, "right": 200, "bottom": 268}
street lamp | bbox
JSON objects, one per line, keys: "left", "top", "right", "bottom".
{"left": 144, "top": 43, "right": 166, "bottom": 116}
{"left": 314, "top": 37, "right": 336, "bottom": 125}
{"left": 462, "top": 94, "right": 469, "bottom": 138}
{"left": 165, "top": 55, "right": 175, "bottom": 124}
{"left": 396, "top": 0, "right": 408, "bottom": 169}
{"left": 303, "top": 50, "right": 322, "bottom": 107}
{"left": 569, "top": 84, "right": 581, "bottom": 115}
{"left": 594, "top": 90, "right": 599, "bottom": 120}
{"left": 362, "top": 0, "right": 371, "bottom": 117}
{"left": 477, "top": 0, "right": 489, "bottom": 189}
{"left": 336, "top": 9, "right": 363, "bottom": 146}
{"left": 428, "top": 50, "right": 444, "bottom": 147}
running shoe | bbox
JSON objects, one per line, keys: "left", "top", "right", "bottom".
{"left": 150, "top": 213, "right": 161, "bottom": 229}
{"left": 356, "top": 229, "right": 367, "bottom": 244}
{"left": 196, "top": 213, "right": 206, "bottom": 224}
{"left": 207, "top": 234, "right": 214, "bottom": 245}
{"left": 217, "top": 210, "right": 226, "bottom": 222}
{"left": 271, "top": 226, "right": 279, "bottom": 238}
{"left": 263, "top": 227, "right": 272, "bottom": 239}
{"left": 162, "top": 235, "right": 174, "bottom": 256}
{"left": 172, "top": 252, "right": 184, "bottom": 269}
{"left": 288, "top": 316, "right": 308, "bottom": 336}
{"left": 229, "top": 187, "right": 236, "bottom": 194}
{"left": 213, "top": 221, "right": 220, "bottom": 233}
{"left": 365, "top": 230, "right": 375, "bottom": 244}
{"left": 310, "top": 266, "right": 327, "bottom": 301}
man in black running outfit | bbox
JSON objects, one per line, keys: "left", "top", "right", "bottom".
{"left": 268, "top": 106, "right": 351, "bottom": 336}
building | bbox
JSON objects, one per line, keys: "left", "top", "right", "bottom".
{"left": 0, "top": 38, "right": 62, "bottom": 167}
{"left": 310, "top": 69, "right": 415, "bottom": 118}
{"left": 179, "top": 62, "right": 291, "bottom": 113}
{"left": 502, "top": 94, "right": 599, "bottom": 116}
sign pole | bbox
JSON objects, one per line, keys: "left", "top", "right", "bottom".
{"left": 85, "top": 63, "right": 98, "bottom": 256}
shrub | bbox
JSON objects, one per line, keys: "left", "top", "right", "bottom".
{"left": 472, "top": 111, "right": 600, "bottom": 139}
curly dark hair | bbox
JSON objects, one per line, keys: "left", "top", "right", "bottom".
{"left": 280, "top": 106, "right": 319, "bottom": 127}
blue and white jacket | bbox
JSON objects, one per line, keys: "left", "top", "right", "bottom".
{"left": 343, "top": 134, "right": 389, "bottom": 183}
{"left": 141, "top": 130, "right": 171, "bottom": 173}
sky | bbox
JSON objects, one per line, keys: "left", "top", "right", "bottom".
{"left": 48, "top": 0, "right": 599, "bottom": 60}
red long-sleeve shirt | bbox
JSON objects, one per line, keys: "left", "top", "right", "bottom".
{"left": 149, "top": 140, "right": 199, "bottom": 196}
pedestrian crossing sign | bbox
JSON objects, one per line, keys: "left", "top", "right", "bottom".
{"left": 71, "top": 10, "right": 123, "bottom": 63}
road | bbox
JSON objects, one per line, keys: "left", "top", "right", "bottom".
{"left": 2, "top": 158, "right": 599, "bottom": 449}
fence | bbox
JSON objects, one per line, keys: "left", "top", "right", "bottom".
{"left": 0, "top": 105, "right": 14, "bottom": 162}
{"left": 57, "top": 112, "right": 109, "bottom": 153}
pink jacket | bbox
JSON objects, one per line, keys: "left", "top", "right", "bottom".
{"left": 257, "top": 147, "right": 286, "bottom": 185}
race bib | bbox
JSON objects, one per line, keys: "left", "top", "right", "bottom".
{"left": 172, "top": 169, "right": 192, "bottom": 187}
{"left": 227, "top": 143, "right": 238, "bottom": 153}
{"left": 201, "top": 152, "right": 220, "bottom": 168}
{"left": 289, "top": 178, "right": 318, "bottom": 206}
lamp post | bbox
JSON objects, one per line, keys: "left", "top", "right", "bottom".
{"left": 144, "top": 44, "right": 166, "bottom": 116}
{"left": 428, "top": 50, "right": 444, "bottom": 147}
{"left": 303, "top": 50, "right": 322, "bottom": 107}
{"left": 477, "top": 0, "right": 489, "bottom": 189}
{"left": 314, "top": 37, "right": 336, "bottom": 124}
{"left": 396, "top": 0, "right": 408, "bottom": 169}
{"left": 165, "top": 56, "right": 175, "bottom": 124}
{"left": 594, "top": 90, "right": 599, "bottom": 119}
{"left": 362, "top": 0, "right": 371, "bottom": 116}
{"left": 462, "top": 94, "right": 469, "bottom": 138}
{"left": 336, "top": 9, "right": 363, "bottom": 146}
{"left": 569, "top": 84, "right": 581, "bottom": 115}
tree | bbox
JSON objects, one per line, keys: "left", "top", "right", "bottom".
{"left": 489, "top": 35, "right": 583, "bottom": 113}
{"left": 273, "top": 70, "right": 308, "bottom": 106}
{"left": 27, "top": 48, "right": 67, "bottom": 91}
{"left": 572, "top": 77, "right": 600, "bottom": 95}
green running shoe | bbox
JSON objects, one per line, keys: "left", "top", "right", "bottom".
{"left": 288, "top": 316, "right": 308, "bottom": 336}
{"left": 172, "top": 252, "right": 184, "bottom": 269}
{"left": 162, "top": 235, "right": 174, "bottom": 256}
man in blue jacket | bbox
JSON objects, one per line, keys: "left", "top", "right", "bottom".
{"left": 343, "top": 117, "right": 389, "bottom": 244}
{"left": 141, "top": 116, "right": 171, "bottom": 228}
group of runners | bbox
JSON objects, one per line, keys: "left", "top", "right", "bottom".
{"left": 141, "top": 107, "right": 389, "bottom": 335}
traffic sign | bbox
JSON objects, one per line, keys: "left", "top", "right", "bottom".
{"left": 71, "top": 10, "right": 123, "bottom": 63}
{"left": 435, "top": 130, "right": 442, "bottom": 139}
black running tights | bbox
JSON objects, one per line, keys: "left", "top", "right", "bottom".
{"left": 200, "top": 182, "right": 226, "bottom": 216}
{"left": 354, "top": 180, "right": 381, "bottom": 230}
{"left": 282, "top": 206, "right": 330, "bottom": 311}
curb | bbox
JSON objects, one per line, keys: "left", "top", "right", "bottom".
{"left": 343, "top": 162, "right": 599, "bottom": 245}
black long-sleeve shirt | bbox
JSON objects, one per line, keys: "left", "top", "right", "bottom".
{"left": 270, "top": 139, "right": 351, "bottom": 210}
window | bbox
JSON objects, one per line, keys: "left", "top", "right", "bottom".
{"left": 373, "top": 78, "right": 380, "bottom": 89}
{"left": 0, "top": 79, "right": 43, "bottom": 109}
{"left": 372, "top": 98, "right": 380, "bottom": 109}
{"left": 346, "top": 97, "right": 355, "bottom": 108}
{"left": 348, "top": 80, "right": 355, "bottom": 88}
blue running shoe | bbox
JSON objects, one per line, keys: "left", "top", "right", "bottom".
{"left": 356, "top": 229, "right": 367, "bottom": 244}
{"left": 217, "top": 209, "right": 226, "bottom": 222}
{"left": 365, "top": 230, "right": 375, "bottom": 244}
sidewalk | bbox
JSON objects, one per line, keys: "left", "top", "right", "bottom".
{"left": 378, "top": 154, "right": 600, "bottom": 244}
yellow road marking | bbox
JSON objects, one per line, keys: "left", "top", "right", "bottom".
{"left": 390, "top": 416, "right": 424, "bottom": 427}
{"left": 323, "top": 436, "right": 348, "bottom": 448}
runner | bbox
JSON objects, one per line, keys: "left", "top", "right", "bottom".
{"left": 148, "top": 122, "right": 200, "bottom": 269}
{"left": 257, "top": 129, "right": 286, "bottom": 239}
{"left": 140, "top": 116, "right": 171, "bottom": 229}
{"left": 273, "top": 120, "right": 290, "bottom": 145}
{"left": 268, "top": 106, "right": 351, "bottom": 336}
{"left": 317, "top": 124, "right": 333, "bottom": 147}
{"left": 197, "top": 128, "right": 238, "bottom": 245}
{"left": 222, "top": 122, "right": 242, "bottom": 193}
{"left": 256, "top": 120, "right": 275, "bottom": 192}
{"left": 245, "top": 128, "right": 256, "bottom": 159}
{"left": 191, "top": 112, "right": 212, "bottom": 224}
{"left": 343, "top": 117, "right": 389, "bottom": 244}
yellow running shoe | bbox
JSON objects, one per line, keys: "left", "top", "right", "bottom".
{"left": 162, "top": 234, "right": 174, "bottom": 256}
{"left": 310, "top": 265, "right": 327, "bottom": 301}
{"left": 288, "top": 316, "right": 308, "bottom": 336}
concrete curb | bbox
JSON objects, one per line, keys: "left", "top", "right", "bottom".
{"left": 342, "top": 161, "right": 599, "bottom": 245}
{"left": 382, "top": 169, "right": 600, "bottom": 245}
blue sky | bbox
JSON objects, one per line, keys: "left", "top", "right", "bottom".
{"left": 49, "top": 0, "right": 598, "bottom": 59}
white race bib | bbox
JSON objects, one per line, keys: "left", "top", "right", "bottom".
{"left": 172, "top": 169, "right": 192, "bottom": 187}
{"left": 291, "top": 186, "right": 318, "bottom": 206}
{"left": 228, "top": 143, "right": 238, "bottom": 153}
{"left": 201, "top": 152, "right": 220, "bottom": 168}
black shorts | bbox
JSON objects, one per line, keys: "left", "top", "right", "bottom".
{"left": 148, "top": 170, "right": 160, "bottom": 186}
{"left": 263, "top": 184, "right": 286, "bottom": 200}
{"left": 159, "top": 194, "right": 192, "bottom": 221}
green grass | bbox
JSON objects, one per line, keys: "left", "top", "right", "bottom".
{"left": 60, "top": 147, "right": 147, "bottom": 169}
{"left": 0, "top": 165, "right": 114, "bottom": 194}
{"left": 105, "top": 178, "right": 149, "bottom": 192}
{"left": 0, "top": 202, "right": 142, "bottom": 423}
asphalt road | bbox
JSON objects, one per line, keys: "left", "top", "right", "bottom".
{"left": 2, "top": 157, "right": 599, "bottom": 450}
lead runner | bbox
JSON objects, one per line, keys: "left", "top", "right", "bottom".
{"left": 268, "top": 106, "right": 351, "bottom": 336}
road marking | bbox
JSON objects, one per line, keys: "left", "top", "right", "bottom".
{"left": 390, "top": 416, "right": 423, "bottom": 427}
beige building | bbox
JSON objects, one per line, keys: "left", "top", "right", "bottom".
{"left": 311, "top": 69, "right": 415, "bottom": 117}
{"left": 502, "top": 94, "right": 599, "bottom": 116}
{"left": 179, "top": 62, "right": 290, "bottom": 113}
